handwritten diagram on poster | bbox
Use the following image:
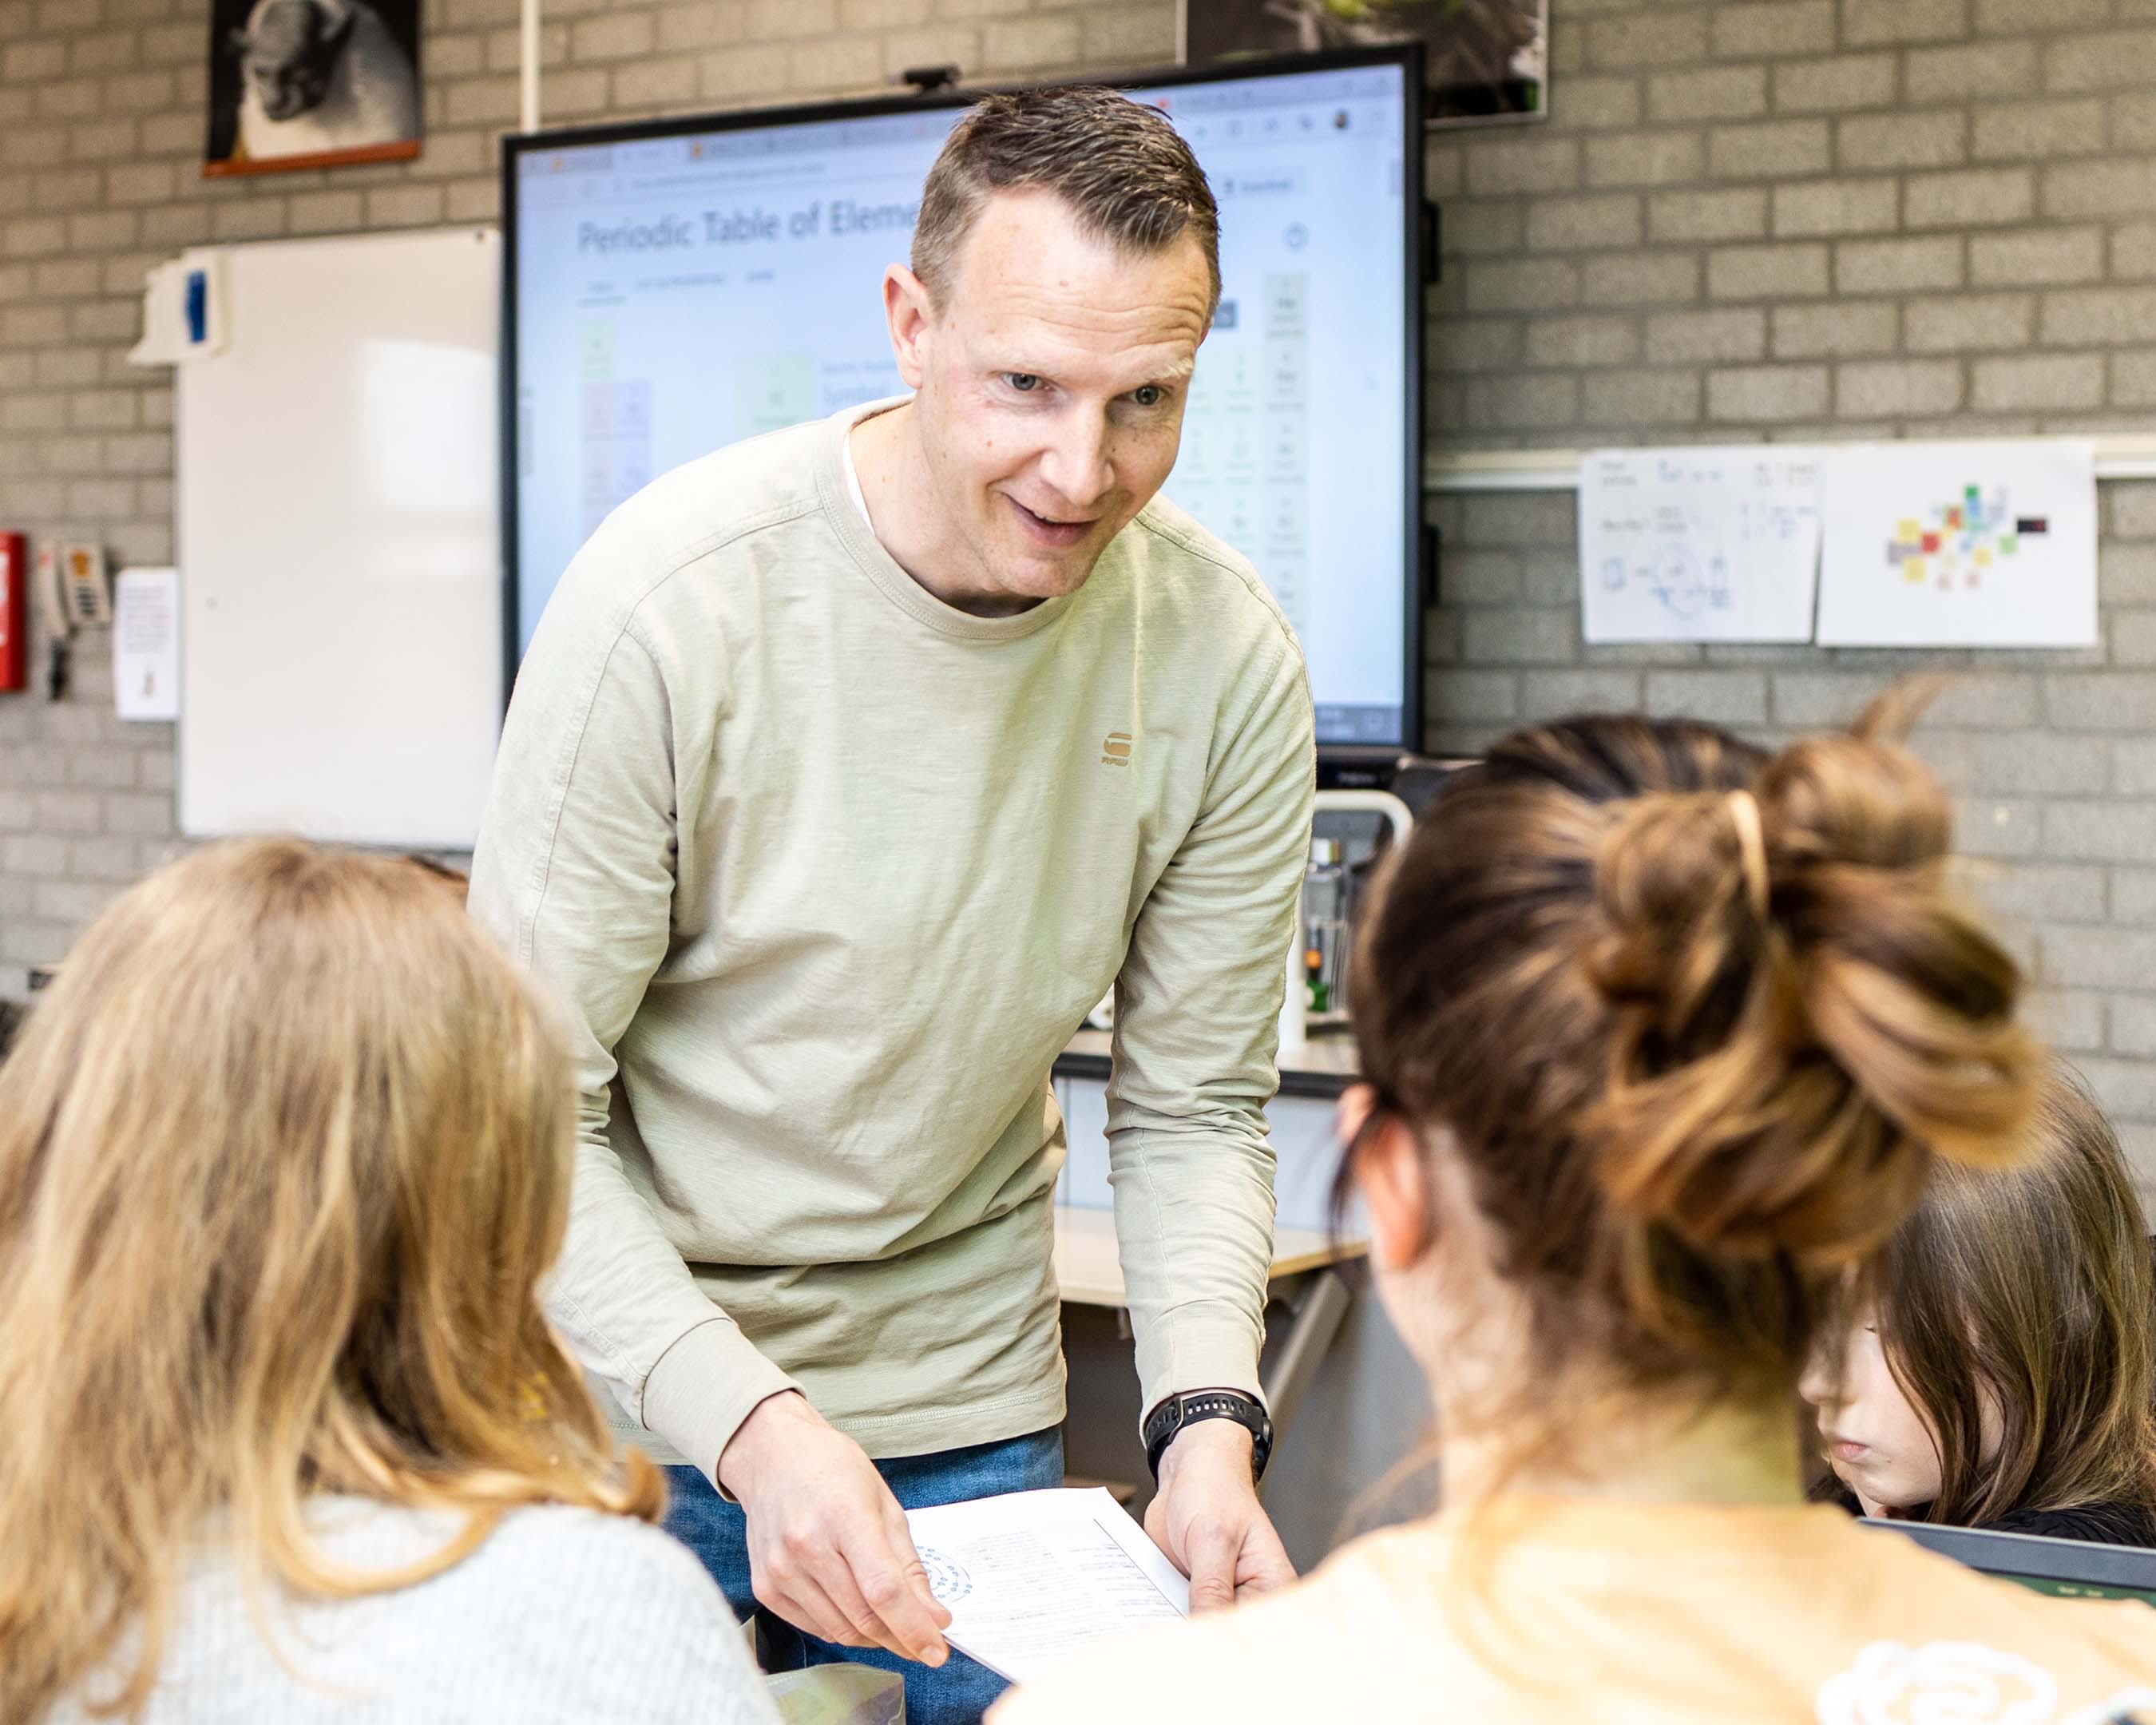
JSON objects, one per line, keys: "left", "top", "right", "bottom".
{"left": 1579, "top": 446, "right": 1823, "bottom": 644}
{"left": 1817, "top": 440, "right": 2098, "bottom": 648}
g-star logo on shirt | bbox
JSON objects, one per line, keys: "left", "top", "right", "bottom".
{"left": 1100, "top": 731, "right": 1133, "bottom": 767}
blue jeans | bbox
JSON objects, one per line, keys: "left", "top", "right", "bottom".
{"left": 664, "top": 1426, "right": 1064, "bottom": 1725}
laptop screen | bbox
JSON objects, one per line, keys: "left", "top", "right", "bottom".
{"left": 2003, "top": 1574, "right": 2156, "bottom": 1607}
{"left": 1865, "top": 1517, "right": 2156, "bottom": 1608}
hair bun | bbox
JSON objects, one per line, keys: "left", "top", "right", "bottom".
{"left": 1761, "top": 724, "right": 2035, "bottom": 1174}
{"left": 1584, "top": 708, "right": 2038, "bottom": 1263}
{"left": 1592, "top": 789, "right": 1767, "bottom": 1001}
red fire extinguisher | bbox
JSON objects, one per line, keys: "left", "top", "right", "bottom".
{"left": 0, "top": 533, "right": 26, "bottom": 694}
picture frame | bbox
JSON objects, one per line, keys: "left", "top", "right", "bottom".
{"left": 205, "top": 0, "right": 424, "bottom": 177}
{"left": 1179, "top": 0, "right": 1547, "bottom": 126}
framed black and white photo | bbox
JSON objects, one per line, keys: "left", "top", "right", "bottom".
{"left": 1181, "top": 0, "right": 1547, "bottom": 125}
{"left": 205, "top": 0, "right": 423, "bottom": 177}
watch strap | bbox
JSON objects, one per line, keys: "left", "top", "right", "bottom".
{"left": 1143, "top": 1388, "right": 1274, "bottom": 1483}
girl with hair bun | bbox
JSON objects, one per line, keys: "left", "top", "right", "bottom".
{"left": 995, "top": 702, "right": 2156, "bottom": 1724}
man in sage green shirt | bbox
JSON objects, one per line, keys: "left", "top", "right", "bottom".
{"left": 470, "top": 88, "right": 1314, "bottom": 1725}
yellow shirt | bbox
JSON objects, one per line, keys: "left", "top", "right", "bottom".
{"left": 993, "top": 1500, "right": 2156, "bottom": 1725}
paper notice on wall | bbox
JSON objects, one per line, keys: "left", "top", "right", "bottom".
{"left": 1816, "top": 440, "right": 2098, "bottom": 648}
{"left": 904, "top": 1488, "right": 1188, "bottom": 1685}
{"left": 113, "top": 566, "right": 180, "bottom": 721}
{"left": 1579, "top": 446, "right": 1824, "bottom": 644}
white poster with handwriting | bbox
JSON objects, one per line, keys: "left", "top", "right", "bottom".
{"left": 1816, "top": 439, "right": 2097, "bottom": 648}
{"left": 1579, "top": 446, "right": 1823, "bottom": 643}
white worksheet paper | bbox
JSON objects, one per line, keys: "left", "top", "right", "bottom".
{"left": 1579, "top": 446, "right": 1823, "bottom": 643}
{"left": 903, "top": 1488, "right": 1189, "bottom": 1684}
{"left": 1816, "top": 439, "right": 2098, "bottom": 648}
{"left": 113, "top": 565, "right": 180, "bottom": 721}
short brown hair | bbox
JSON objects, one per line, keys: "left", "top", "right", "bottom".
{"left": 1345, "top": 694, "right": 2040, "bottom": 1481}
{"left": 1861, "top": 1061, "right": 2156, "bottom": 1529}
{"left": 912, "top": 86, "right": 1220, "bottom": 317}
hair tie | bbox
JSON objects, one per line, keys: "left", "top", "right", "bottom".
{"left": 1726, "top": 789, "right": 1770, "bottom": 922}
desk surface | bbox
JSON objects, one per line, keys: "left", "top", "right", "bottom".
{"left": 1052, "top": 1028, "right": 1360, "bottom": 1100}
{"left": 1052, "top": 1204, "right": 1366, "bottom": 1307}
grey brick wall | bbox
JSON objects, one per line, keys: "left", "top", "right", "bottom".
{"left": 6, "top": 0, "right": 2156, "bottom": 1183}
{"left": 1414, "top": 0, "right": 2156, "bottom": 1186}
{"left": 1424, "top": 478, "right": 2156, "bottom": 1184}
{"left": 0, "top": 0, "right": 1172, "bottom": 976}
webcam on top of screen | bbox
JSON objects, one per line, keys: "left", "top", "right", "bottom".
{"left": 894, "top": 65, "right": 962, "bottom": 95}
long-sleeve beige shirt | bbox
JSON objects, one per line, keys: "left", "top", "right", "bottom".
{"left": 470, "top": 400, "right": 1315, "bottom": 1478}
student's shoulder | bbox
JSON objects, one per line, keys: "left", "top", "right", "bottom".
{"left": 1968, "top": 1572, "right": 2156, "bottom": 1671}
{"left": 1815, "top": 1596, "right": 2156, "bottom": 1725}
{"left": 429, "top": 1501, "right": 767, "bottom": 1707}
{"left": 989, "top": 1613, "right": 1276, "bottom": 1725}
{"left": 1829, "top": 1523, "right": 2156, "bottom": 1703}
{"left": 313, "top": 1498, "right": 731, "bottom": 1640}
{"left": 442, "top": 1505, "right": 771, "bottom": 1716}
{"left": 994, "top": 1528, "right": 1429, "bottom": 1724}
{"left": 475, "top": 1501, "right": 733, "bottom": 1612}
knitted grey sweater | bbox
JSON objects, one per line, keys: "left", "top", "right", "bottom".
{"left": 46, "top": 1497, "right": 780, "bottom": 1725}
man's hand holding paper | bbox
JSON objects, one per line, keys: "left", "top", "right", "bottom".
{"left": 721, "top": 1391, "right": 953, "bottom": 1667}
{"left": 1145, "top": 1417, "right": 1295, "bottom": 1612}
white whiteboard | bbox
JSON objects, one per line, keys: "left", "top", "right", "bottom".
{"left": 176, "top": 227, "right": 501, "bottom": 849}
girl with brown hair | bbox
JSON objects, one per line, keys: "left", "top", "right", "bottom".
{"left": 0, "top": 839, "right": 777, "bottom": 1725}
{"left": 996, "top": 705, "right": 2156, "bottom": 1723}
{"left": 1803, "top": 1063, "right": 2156, "bottom": 1545}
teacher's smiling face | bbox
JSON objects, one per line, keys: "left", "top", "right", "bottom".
{"left": 879, "top": 185, "right": 1215, "bottom": 607}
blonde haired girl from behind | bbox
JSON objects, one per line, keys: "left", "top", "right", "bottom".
{"left": 0, "top": 839, "right": 776, "bottom": 1725}
{"left": 995, "top": 700, "right": 2156, "bottom": 1725}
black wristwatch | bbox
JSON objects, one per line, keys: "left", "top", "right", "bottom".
{"left": 1143, "top": 1389, "right": 1274, "bottom": 1483}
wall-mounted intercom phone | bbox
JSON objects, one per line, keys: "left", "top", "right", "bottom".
{"left": 33, "top": 541, "right": 72, "bottom": 700}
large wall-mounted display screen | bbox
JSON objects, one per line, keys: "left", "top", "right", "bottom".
{"left": 505, "top": 48, "right": 1423, "bottom": 748}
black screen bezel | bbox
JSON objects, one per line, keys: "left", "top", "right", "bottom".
{"left": 499, "top": 45, "right": 1426, "bottom": 754}
{"left": 1864, "top": 1516, "right": 2156, "bottom": 1596}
